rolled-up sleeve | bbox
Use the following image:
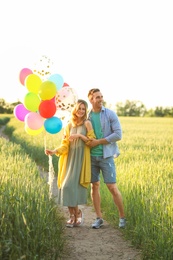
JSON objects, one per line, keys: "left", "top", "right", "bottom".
{"left": 102, "top": 109, "right": 122, "bottom": 143}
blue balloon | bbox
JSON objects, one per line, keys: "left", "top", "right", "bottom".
{"left": 48, "top": 74, "right": 64, "bottom": 91}
{"left": 44, "top": 116, "right": 62, "bottom": 134}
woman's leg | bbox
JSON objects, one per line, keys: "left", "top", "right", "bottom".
{"left": 74, "top": 206, "right": 83, "bottom": 226}
{"left": 66, "top": 207, "right": 75, "bottom": 227}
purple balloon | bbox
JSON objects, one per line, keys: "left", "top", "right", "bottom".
{"left": 14, "top": 104, "right": 30, "bottom": 121}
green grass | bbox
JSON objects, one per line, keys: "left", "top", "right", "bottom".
{"left": 100, "top": 117, "right": 173, "bottom": 260}
{"left": 3, "top": 115, "right": 62, "bottom": 173}
{"left": 0, "top": 116, "right": 66, "bottom": 259}
{"left": 1, "top": 115, "right": 173, "bottom": 259}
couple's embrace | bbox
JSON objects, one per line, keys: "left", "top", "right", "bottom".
{"left": 45, "top": 88, "right": 126, "bottom": 229}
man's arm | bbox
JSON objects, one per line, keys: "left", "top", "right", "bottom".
{"left": 87, "top": 137, "right": 108, "bottom": 148}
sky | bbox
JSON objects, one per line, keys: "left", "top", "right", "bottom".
{"left": 0, "top": 0, "right": 173, "bottom": 109}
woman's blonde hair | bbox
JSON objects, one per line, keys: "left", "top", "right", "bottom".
{"left": 70, "top": 99, "right": 88, "bottom": 127}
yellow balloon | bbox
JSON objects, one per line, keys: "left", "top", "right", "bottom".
{"left": 38, "top": 81, "right": 57, "bottom": 100}
{"left": 25, "top": 74, "right": 42, "bottom": 94}
{"left": 25, "top": 125, "right": 44, "bottom": 136}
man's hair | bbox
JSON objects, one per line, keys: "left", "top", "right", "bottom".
{"left": 88, "top": 88, "right": 100, "bottom": 99}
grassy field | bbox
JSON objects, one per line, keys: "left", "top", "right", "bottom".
{"left": 100, "top": 117, "right": 173, "bottom": 260}
{"left": 1, "top": 115, "right": 173, "bottom": 259}
{"left": 0, "top": 115, "right": 66, "bottom": 259}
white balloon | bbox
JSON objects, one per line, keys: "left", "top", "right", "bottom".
{"left": 55, "top": 87, "right": 78, "bottom": 113}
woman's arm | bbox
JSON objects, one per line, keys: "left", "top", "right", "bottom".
{"left": 69, "top": 120, "right": 95, "bottom": 143}
{"left": 45, "top": 124, "right": 70, "bottom": 156}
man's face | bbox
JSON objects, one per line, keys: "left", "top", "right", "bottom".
{"left": 91, "top": 91, "right": 103, "bottom": 108}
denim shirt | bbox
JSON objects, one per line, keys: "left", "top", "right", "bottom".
{"left": 88, "top": 106, "right": 122, "bottom": 159}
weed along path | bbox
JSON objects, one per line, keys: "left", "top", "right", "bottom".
{"left": 0, "top": 126, "right": 142, "bottom": 260}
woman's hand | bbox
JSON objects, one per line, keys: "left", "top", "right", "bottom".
{"left": 69, "top": 134, "right": 80, "bottom": 142}
{"left": 45, "top": 149, "right": 56, "bottom": 156}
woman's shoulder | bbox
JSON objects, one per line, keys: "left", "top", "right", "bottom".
{"left": 84, "top": 119, "right": 93, "bottom": 131}
{"left": 84, "top": 119, "right": 92, "bottom": 126}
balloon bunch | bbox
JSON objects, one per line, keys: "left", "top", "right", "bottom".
{"left": 14, "top": 62, "right": 78, "bottom": 136}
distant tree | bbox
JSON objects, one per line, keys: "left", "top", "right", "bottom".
{"left": 0, "top": 99, "right": 6, "bottom": 106}
{"left": 116, "top": 100, "right": 147, "bottom": 117}
{"left": 0, "top": 99, "right": 6, "bottom": 113}
{"left": 0, "top": 99, "right": 21, "bottom": 114}
{"left": 154, "top": 106, "right": 164, "bottom": 117}
{"left": 163, "top": 107, "right": 173, "bottom": 117}
{"left": 145, "top": 108, "right": 155, "bottom": 117}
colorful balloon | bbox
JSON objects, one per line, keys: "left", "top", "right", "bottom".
{"left": 23, "top": 92, "right": 41, "bottom": 112}
{"left": 38, "top": 81, "right": 57, "bottom": 100}
{"left": 63, "top": 82, "right": 69, "bottom": 87}
{"left": 25, "top": 125, "right": 44, "bottom": 136}
{"left": 55, "top": 109, "right": 71, "bottom": 128}
{"left": 19, "top": 68, "right": 33, "bottom": 86}
{"left": 25, "top": 74, "right": 42, "bottom": 94}
{"left": 39, "top": 100, "right": 56, "bottom": 118}
{"left": 56, "top": 87, "right": 70, "bottom": 101}
{"left": 25, "top": 112, "right": 44, "bottom": 130}
{"left": 48, "top": 74, "right": 64, "bottom": 91}
{"left": 44, "top": 117, "right": 62, "bottom": 134}
{"left": 14, "top": 104, "right": 30, "bottom": 121}
{"left": 32, "top": 55, "right": 53, "bottom": 81}
{"left": 55, "top": 87, "right": 78, "bottom": 112}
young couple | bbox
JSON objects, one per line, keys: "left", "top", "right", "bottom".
{"left": 45, "top": 88, "right": 126, "bottom": 229}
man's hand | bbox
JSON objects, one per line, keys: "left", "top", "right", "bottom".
{"left": 87, "top": 139, "right": 100, "bottom": 148}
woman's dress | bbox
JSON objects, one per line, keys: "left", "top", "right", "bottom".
{"left": 58, "top": 124, "right": 87, "bottom": 207}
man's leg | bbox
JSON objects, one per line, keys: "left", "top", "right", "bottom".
{"left": 106, "top": 183, "right": 125, "bottom": 218}
{"left": 91, "top": 181, "right": 104, "bottom": 228}
{"left": 91, "top": 181, "right": 102, "bottom": 218}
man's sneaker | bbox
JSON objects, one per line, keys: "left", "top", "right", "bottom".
{"left": 92, "top": 218, "right": 104, "bottom": 229}
{"left": 119, "top": 218, "right": 126, "bottom": 228}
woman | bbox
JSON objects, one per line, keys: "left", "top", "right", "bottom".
{"left": 45, "top": 99, "right": 95, "bottom": 227}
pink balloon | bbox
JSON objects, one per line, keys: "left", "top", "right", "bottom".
{"left": 14, "top": 104, "right": 30, "bottom": 121}
{"left": 19, "top": 68, "right": 33, "bottom": 85}
{"left": 25, "top": 112, "right": 45, "bottom": 130}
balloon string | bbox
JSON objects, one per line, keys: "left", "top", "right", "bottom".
{"left": 44, "top": 132, "right": 47, "bottom": 150}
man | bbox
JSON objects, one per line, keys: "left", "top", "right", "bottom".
{"left": 87, "top": 88, "right": 126, "bottom": 229}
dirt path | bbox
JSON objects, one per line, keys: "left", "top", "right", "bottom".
{"left": 43, "top": 160, "right": 142, "bottom": 260}
{"left": 60, "top": 204, "right": 142, "bottom": 260}
{"left": 0, "top": 125, "right": 142, "bottom": 260}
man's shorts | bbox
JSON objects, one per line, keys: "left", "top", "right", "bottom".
{"left": 91, "top": 156, "right": 116, "bottom": 183}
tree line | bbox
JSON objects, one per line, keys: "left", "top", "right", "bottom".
{"left": 0, "top": 99, "right": 21, "bottom": 114}
{"left": 0, "top": 98, "right": 173, "bottom": 117}
{"left": 106, "top": 100, "right": 173, "bottom": 117}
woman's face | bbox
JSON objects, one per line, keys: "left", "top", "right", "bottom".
{"left": 76, "top": 103, "right": 86, "bottom": 118}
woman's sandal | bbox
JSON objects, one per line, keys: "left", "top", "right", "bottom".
{"left": 74, "top": 209, "right": 84, "bottom": 227}
{"left": 66, "top": 214, "right": 75, "bottom": 228}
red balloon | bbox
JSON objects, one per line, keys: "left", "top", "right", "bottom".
{"left": 63, "top": 82, "right": 69, "bottom": 87}
{"left": 39, "top": 100, "right": 56, "bottom": 118}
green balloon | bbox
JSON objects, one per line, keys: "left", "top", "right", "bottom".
{"left": 24, "top": 92, "right": 41, "bottom": 112}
